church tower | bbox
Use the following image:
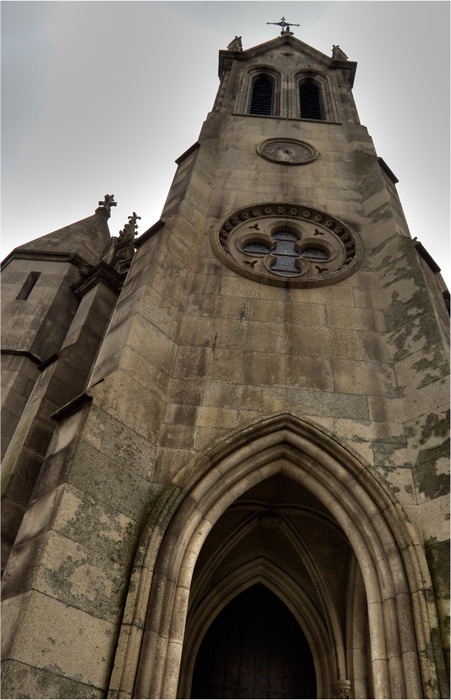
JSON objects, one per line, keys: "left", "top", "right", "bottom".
{"left": 1, "top": 25, "right": 449, "bottom": 699}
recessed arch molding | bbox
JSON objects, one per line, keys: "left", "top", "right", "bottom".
{"left": 107, "top": 412, "right": 447, "bottom": 699}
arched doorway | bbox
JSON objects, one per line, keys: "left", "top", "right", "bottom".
{"left": 191, "top": 584, "right": 316, "bottom": 699}
{"left": 108, "top": 414, "right": 445, "bottom": 699}
{"left": 179, "top": 473, "right": 353, "bottom": 699}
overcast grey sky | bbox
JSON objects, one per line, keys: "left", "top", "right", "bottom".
{"left": 2, "top": 1, "right": 450, "bottom": 283}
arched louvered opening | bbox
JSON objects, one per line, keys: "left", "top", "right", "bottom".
{"left": 249, "top": 74, "right": 274, "bottom": 115}
{"left": 299, "top": 80, "right": 324, "bottom": 120}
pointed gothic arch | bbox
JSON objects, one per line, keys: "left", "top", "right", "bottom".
{"left": 236, "top": 65, "right": 283, "bottom": 116}
{"left": 248, "top": 74, "right": 275, "bottom": 115}
{"left": 189, "top": 580, "right": 318, "bottom": 699}
{"left": 299, "top": 79, "right": 324, "bottom": 119}
{"left": 178, "top": 558, "right": 332, "bottom": 698}
{"left": 108, "top": 413, "right": 445, "bottom": 699}
{"left": 293, "top": 69, "right": 339, "bottom": 122}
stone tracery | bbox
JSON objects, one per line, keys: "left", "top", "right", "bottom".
{"left": 213, "top": 203, "right": 362, "bottom": 286}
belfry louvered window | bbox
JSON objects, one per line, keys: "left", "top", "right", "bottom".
{"left": 249, "top": 75, "right": 274, "bottom": 115}
{"left": 299, "top": 80, "right": 324, "bottom": 120}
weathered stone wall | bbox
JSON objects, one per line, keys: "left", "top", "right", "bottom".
{"left": 1, "top": 277, "right": 120, "bottom": 572}
{"left": 1, "top": 260, "right": 81, "bottom": 456}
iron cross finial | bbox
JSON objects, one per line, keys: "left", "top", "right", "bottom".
{"left": 267, "top": 17, "right": 300, "bottom": 36}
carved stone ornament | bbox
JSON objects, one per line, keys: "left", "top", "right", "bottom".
{"left": 96, "top": 194, "right": 117, "bottom": 219}
{"left": 257, "top": 138, "right": 318, "bottom": 165}
{"left": 227, "top": 35, "right": 243, "bottom": 51}
{"left": 212, "top": 203, "right": 363, "bottom": 288}
{"left": 331, "top": 679, "right": 352, "bottom": 699}
{"left": 258, "top": 512, "right": 281, "bottom": 529}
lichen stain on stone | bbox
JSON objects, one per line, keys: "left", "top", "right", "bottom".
{"left": 372, "top": 439, "right": 406, "bottom": 466}
{"left": 412, "top": 349, "right": 449, "bottom": 390}
{"left": 407, "top": 410, "right": 449, "bottom": 450}
{"left": 388, "top": 313, "right": 440, "bottom": 362}
{"left": 369, "top": 463, "right": 417, "bottom": 502}
{"left": 425, "top": 538, "right": 451, "bottom": 599}
{"left": 384, "top": 287, "right": 428, "bottom": 333}
{"left": 353, "top": 151, "right": 381, "bottom": 198}
{"left": 418, "top": 411, "right": 450, "bottom": 446}
{"left": 44, "top": 551, "right": 127, "bottom": 621}
{"left": 414, "top": 440, "right": 450, "bottom": 500}
{"left": 421, "top": 625, "right": 448, "bottom": 697}
{"left": 376, "top": 240, "right": 425, "bottom": 295}
{"left": 368, "top": 204, "right": 392, "bottom": 224}
{"left": 37, "top": 669, "right": 100, "bottom": 699}
{"left": 376, "top": 471, "right": 401, "bottom": 496}
{"left": 58, "top": 495, "right": 139, "bottom": 567}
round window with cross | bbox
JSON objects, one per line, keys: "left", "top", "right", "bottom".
{"left": 212, "top": 204, "right": 362, "bottom": 287}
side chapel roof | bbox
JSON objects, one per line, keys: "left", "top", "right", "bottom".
{"left": 3, "top": 198, "right": 114, "bottom": 269}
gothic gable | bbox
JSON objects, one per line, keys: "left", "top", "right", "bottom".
{"left": 219, "top": 34, "right": 356, "bottom": 85}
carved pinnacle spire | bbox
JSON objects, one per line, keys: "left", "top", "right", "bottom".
{"left": 118, "top": 212, "right": 141, "bottom": 241}
{"left": 267, "top": 16, "right": 300, "bottom": 36}
{"left": 332, "top": 45, "right": 348, "bottom": 61}
{"left": 227, "top": 36, "right": 243, "bottom": 51}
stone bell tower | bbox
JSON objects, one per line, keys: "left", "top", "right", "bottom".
{"left": 1, "top": 23, "right": 449, "bottom": 700}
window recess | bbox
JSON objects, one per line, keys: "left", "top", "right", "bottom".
{"left": 16, "top": 271, "right": 41, "bottom": 300}
{"left": 299, "top": 81, "right": 324, "bottom": 120}
{"left": 249, "top": 75, "right": 274, "bottom": 116}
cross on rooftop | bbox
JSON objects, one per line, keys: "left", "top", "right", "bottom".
{"left": 267, "top": 17, "right": 300, "bottom": 36}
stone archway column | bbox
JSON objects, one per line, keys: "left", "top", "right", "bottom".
{"left": 346, "top": 557, "right": 370, "bottom": 697}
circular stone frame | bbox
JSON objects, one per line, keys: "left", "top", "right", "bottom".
{"left": 257, "top": 138, "right": 318, "bottom": 165}
{"left": 211, "top": 203, "right": 363, "bottom": 288}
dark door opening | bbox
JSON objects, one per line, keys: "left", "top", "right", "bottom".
{"left": 190, "top": 584, "right": 317, "bottom": 699}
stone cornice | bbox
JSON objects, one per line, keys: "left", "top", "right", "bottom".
{"left": 51, "top": 392, "right": 93, "bottom": 423}
{"left": 135, "top": 220, "right": 165, "bottom": 248}
{"left": 1, "top": 348, "right": 43, "bottom": 364}
{"left": 415, "top": 241, "right": 441, "bottom": 273}
{"left": 72, "top": 261, "right": 125, "bottom": 297}
{"left": 377, "top": 157, "right": 399, "bottom": 184}
{"left": 175, "top": 142, "right": 200, "bottom": 165}
{"left": 1, "top": 250, "right": 90, "bottom": 272}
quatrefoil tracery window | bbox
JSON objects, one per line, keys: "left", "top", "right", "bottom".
{"left": 212, "top": 204, "right": 362, "bottom": 287}
{"left": 242, "top": 230, "right": 332, "bottom": 277}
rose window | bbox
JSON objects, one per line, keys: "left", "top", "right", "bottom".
{"left": 212, "top": 203, "right": 362, "bottom": 287}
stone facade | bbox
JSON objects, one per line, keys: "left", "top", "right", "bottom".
{"left": 1, "top": 34, "right": 449, "bottom": 699}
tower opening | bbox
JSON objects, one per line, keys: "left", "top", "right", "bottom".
{"left": 190, "top": 583, "right": 316, "bottom": 699}
{"left": 299, "top": 80, "right": 324, "bottom": 120}
{"left": 249, "top": 75, "right": 274, "bottom": 115}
